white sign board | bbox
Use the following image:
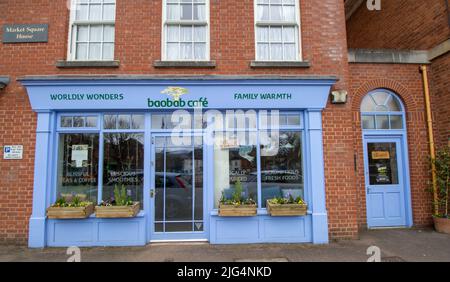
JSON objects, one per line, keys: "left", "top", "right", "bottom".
{"left": 3, "top": 145, "right": 24, "bottom": 160}
{"left": 71, "top": 145, "right": 89, "bottom": 167}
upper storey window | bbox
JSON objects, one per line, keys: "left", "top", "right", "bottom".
{"left": 163, "top": 0, "right": 210, "bottom": 61}
{"left": 255, "top": 0, "right": 301, "bottom": 61}
{"left": 68, "top": 0, "right": 116, "bottom": 61}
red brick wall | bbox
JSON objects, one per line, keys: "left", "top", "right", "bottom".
{"left": 346, "top": 0, "right": 450, "bottom": 50}
{"left": 349, "top": 63, "right": 433, "bottom": 229}
{"left": 430, "top": 53, "right": 450, "bottom": 149}
{"left": 0, "top": 0, "right": 360, "bottom": 244}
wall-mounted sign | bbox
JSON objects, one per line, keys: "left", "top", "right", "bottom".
{"left": 2, "top": 24, "right": 48, "bottom": 43}
{"left": 372, "top": 151, "right": 390, "bottom": 160}
{"left": 3, "top": 145, "right": 24, "bottom": 160}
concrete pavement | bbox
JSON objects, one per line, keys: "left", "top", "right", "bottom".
{"left": 0, "top": 228, "right": 449, "bottom": 262}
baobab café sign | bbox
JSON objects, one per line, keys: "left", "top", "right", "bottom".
{"left": 22, "top": 78, "right": 335, "bottom": 111}
{"left": 46, "top": 86, "right": 295, "bottom": 109}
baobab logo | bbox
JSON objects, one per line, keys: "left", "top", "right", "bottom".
{"left": 161, "top": 86, "right": 189, "bottom": 101}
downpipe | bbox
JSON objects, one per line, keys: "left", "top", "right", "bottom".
{"left": 419, "top": 65, "right": 438, "bottom": 216}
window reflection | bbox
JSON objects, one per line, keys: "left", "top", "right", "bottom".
{"left": 260, "top": 131, "right": 303, "bottom": 207}
{"left": 214, "top": 134, "right": 257, "bottom": 208}
{"left": 103, "top": 133, "right": 144, "bottom": 206}
{"left": 367, "top": 142, "right": 399, "bottom": 185}
{"left": 56, "top": 134, "right": 99, "bottom": 203}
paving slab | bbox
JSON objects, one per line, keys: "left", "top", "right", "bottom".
{"left": 0, "top": 228, "right": 449, "bottom": 262}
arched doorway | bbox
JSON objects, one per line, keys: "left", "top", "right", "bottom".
{"left": 361, "top": 89, "right": 413, "bottom": 228}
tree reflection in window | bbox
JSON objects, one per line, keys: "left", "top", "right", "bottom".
{"left": 103, "top": 133, "right": 145, "bottom": 206}
{"left": 260, "top": 131, "right": 303, "bottom": 207}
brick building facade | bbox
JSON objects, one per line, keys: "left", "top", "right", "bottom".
{"left": 0, "top": 0, "right": 447, "bottom": 246}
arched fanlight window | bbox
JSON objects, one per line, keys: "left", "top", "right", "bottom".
{"left": 360, "top": 90, "right": 405, "bottom": 130}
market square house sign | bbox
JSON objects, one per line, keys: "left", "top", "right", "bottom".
{"left": 2, "top": 24, "right": 48, "bottom": 43}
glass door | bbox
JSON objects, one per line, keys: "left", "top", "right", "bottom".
{"left": 150, "top": 134, "right": 205, "bottom": 241}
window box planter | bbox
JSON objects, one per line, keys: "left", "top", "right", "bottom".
{"left": 218, "top": 204, "right": 257, "bottom": 217}
{"left": 47, "top": 203, "right": 94, "bottom": 219}
{"left": 266, "top": 201, "right": 307, "bottom": 216}
{"left": 433, "top": 216, "right": 450, "bottom": 234}
{"left": 95, "top": 202, "right": 140, "bottom": 218}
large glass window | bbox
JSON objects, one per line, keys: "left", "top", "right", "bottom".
{"left": 260, "top": 131, "right": 303, "bottom": 207}
{"left": 255, "top": 0, "right": 301, "bottom": 61}
{"left": 56, "top": 133, "right": 99, "bottom": 203}
{"left": 214, "top": 133, "right": 258, "bottom": 208}
{"left": 103, "top": 133, "right": 145, "bottom": 205}
{"left": 163, "top": 0, "right": 209, "bottom": 61}
{"left": 213, "top": 112, "right": 304, "bottom": 209}
{"left": 68, "top": 0, "right": 116, "bottom": 61}
{"left": 55, "top": 113, "right": 145, "bottom": 208}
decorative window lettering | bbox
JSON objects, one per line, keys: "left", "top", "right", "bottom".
{"left": 213, "top": 112, "right": 305, "bottom": 208}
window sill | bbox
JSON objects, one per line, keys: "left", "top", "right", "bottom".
{"left": 250, "top": 60, "right": 311, "bottom": 68}
{"left": 56, "top": 60, "right": 120, "bottom": 68}
{"left": 153, "top": 60, "right": 216, "bottom": 68}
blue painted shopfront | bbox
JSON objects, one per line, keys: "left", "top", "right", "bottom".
{"left": 21, "top": 76, "right": 337, "bottom": 248}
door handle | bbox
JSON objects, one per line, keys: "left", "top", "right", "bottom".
{"left": 150, "top": 189, "right": 155, "bottom": 198}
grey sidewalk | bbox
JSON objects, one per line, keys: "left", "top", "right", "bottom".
{"left": 1, "top": 228, "right": 449, "bottom": 262}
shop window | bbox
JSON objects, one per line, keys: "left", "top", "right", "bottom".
{"left": 255, "top": 0, "right": 301, "bottom": 61}
{"left": 361, "top": 90, "right": 405, "bottom": 130}
{"left": 259, "top": 112, "right": 302, "bottom": 130}
{"left": 68, "top": 0, "right": 116, "bottom": 61}
{"left": 163, "top": 0, "right": 209, "bottom": 61}
{"left": 103, "top": 133, "right": 145, "bottom": 205}
{"left": 56, "top": 133, "right": 99, "bottom": 203}
{"left": 151, "top": 112, "right": 204, "bottom": 130}
{"left": 214, "top": 133, "right": 258, "bottom": 208}
{"left": 104, "top": 114, "right": 145, "bottom": 130}
{"left": 260, "top": 131, "right": 303, "bottom": 207}
{"left": 61, "top": 115, "right": 98, "bottom": 128}
{"left": 213, "top": 112, "right": 304, "bottom": 209}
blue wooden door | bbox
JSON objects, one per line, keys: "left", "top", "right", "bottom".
{"left": 364, "top": 137, "right": 407, "bottom": 228}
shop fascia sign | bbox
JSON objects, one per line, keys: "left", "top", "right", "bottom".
{"left": 46, "top": 87, "right": 295, "bottom": 109}
{"left": 21, "top": 78, "right": 337, "bottom": 110}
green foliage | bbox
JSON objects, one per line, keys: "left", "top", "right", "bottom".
{"left": 51, "top": 196, "right": 92, "bottom": 208}
{"left": 268, "top": 196, "right": 306, "bottom": 205}
{"left": 220, "top": 179, "right": 256, "bottom": 206}
{"left": 431, "top": 148, "right": 450, "bottom": 218}
{"left": 113, "top": 184, "right": 134, "bottom": 206}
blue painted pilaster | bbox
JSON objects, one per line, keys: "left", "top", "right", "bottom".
{"left": 307, "top": 110, "right": 329, "bottom": 244}
{"left": 28, "top": 111, "right": 55, "bottom": 248}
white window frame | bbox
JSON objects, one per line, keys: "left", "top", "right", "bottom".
{"left": 67, "top": 0, "right": 117, "bottom": 61}
{"left": 254, "top": 0, "right": 302, "bottom": 61}
{"left": 161, "top": 0, "right": 211, "bottom": 61}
